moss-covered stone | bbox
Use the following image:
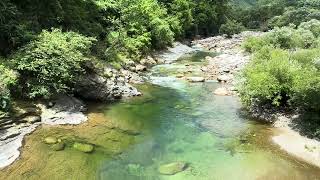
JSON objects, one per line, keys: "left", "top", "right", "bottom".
{"left": 158, "top": 162, "right": 187, "bottom": 175}
{"left": 73, "top": 142, "right": 94, "bottom": 153}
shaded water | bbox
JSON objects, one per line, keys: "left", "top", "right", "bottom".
{"left": 1, "top": 53, "right": 320, "bottom": 180}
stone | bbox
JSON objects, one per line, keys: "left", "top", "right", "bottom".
{"left": 214, "top": 87, "right": 230, "bottom": 96}
{"left": 186, "top": 77, "right": 205, "bottom": 82}
{"left": 22, "top": 116, "right": 41, "bottom": 124}
{"left": 73, "top": 142, "right": 94, "bottom": 153}
{"left": 44, "top": 137, "right": 58, "bottom": 144}
{"left": 140, "top": 56, "right": 157, "bottom": 66}
{"left": 51, "top": 142, "right": 65, "bottom": 151}
{"left": 158, "top": 162, "right": 188, "bottom": 175}
{"left": 39, "top": 95, "right": 88, "bottom": 125}
{"left": 0, "top": 124, "right": 38, "bottom": 169}
{"left": 75, "top": 62, "right": 141, "bottom": 101}
{"left": 135, "top": 64, "right": 147, "bottom": 72}
{"left": 176, "top": 74, "right": 184, "bottom": 78}
{"left": 217, "top": 75, "right": 231, "bottom": 82}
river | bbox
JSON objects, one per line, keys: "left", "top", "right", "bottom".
{"left": 0, "top": 52, "right": 319, "bottom": 180}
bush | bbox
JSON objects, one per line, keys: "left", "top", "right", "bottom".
{"left": 298, "top": 19, "right": 320, "bottom": 37}
{"left": 0, "top": 63, "right": 17, "bottom": 111}
{"left": 238, "top": 46, "right": 320, "bottom": 111}
{"left": 13, "top": 29, "right": 95, "bottom": 99}
{"left": 219, "top": 20, "right": 246, "bottom": 38}
{"left": 243, "top": 20, "right": 320, "bottom": 52}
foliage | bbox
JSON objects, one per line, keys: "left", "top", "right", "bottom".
{"left": 0, "top": 0, "right": 231, "bottom": 101}
{"left": 243, "top": 20, "right": 320, "bottom": 52}
{"left": 0, "top": 61, "right": 17, "bottom": 111}
{"left": 239, "top": 20, "right": 320, "bottom": 111}
{"left": 13, "top": 29, "right": 95, "bottom": 98}
{"left": 219, "top": 19, "right": 246, "bottom": 37}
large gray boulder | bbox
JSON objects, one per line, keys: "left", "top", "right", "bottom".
{"left": 75, "top": 62, "right": 141, "bottom": 101}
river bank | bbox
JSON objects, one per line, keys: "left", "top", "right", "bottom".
{"left": 0, "top": 42, "right": 196, "bottom": 169}
{"left": 192, "top": 31, "right": 320, "bottom": 169}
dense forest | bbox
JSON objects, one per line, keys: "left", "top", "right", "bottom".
{"left": 0, "top": 0, "right": 320, "bottom": 122}
{"left": 0, "top": 0, "right": 230, "bottom": 113}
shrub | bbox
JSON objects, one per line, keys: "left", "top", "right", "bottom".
{"left": 13, "top": 29, "right": 95, "bottom": 99}
{"left": 0, "top": 63, "right": 17, "bottom": 111}
{"left": 238, "top": 48, "right": 297, "bottom": 107}
{"left": 242, "top": 36, "right": 271, "bottom": 53}
{"left": 219, "top": 20, "right": 246, "bottom": 38}
{"left": 298, "top": 19, "right": 320, "bottom": 37}
{"left": 238, "top": 46, "right": 320, "bottom": 111}
{"left": 243, "top": 21, "right": 320, "bottom": 53}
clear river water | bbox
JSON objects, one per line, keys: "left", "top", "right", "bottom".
{"left": 1, "top": 52, "right": 320, "bottom": 180}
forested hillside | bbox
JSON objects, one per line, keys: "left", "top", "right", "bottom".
{"left": 0, "top": 0, "right": 230, "bottom": 113}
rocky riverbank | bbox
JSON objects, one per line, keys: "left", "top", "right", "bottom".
{"left": 193, "top": 31, "right": 320, "bottom": 168}
{"left": 191, "top": 31, "right": 263, "bottom": 95}
{"left": 0, "top": 42, "right": 195, "bottom": 169}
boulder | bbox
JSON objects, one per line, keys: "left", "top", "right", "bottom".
{"left": 44, "top": 137, "right": 58, "bottom": 144}
{"left": 217, "top": 75, "right": 231, "bottom": 82}
{"left": 22, "top": 116, "right": 41, "bottom": 124}
{"left": 158, "top": 162, "right": 188, "bottom": 175}
{"left": 76, "top": 73, "right": 141, "bottom": 101}
{"left": 73, "top": 142, "right": 94, "bottom": 153}
{"left": 135, "top": 64, "right": 147, "bottom": 72}
{"left": 186, "top": 77, "right": 205, "bottom": 82}
{"left": 140, "top": 56, "right": 157, "bottom": 66}
{"left": 214, "top": 87, "right": 230, "bottom": 96}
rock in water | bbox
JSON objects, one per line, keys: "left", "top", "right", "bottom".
{"left": 75, "top": 62, "right": 141, "bottom": 101}
{"left": 217, "top": 75, "right": 231, "bottom": 83}
{"left": 186, "top": 77, "right": 205, "bottom": 82}
{"left": 51, "top": 142, "right": 65, "bottom": 151}
{"left": 44, "top": 137, "right": 58, "bottom": 144}
{"left": 158, "top": 162, "right": 187, "bottom": 175}
{"left": 214, "top": 87, "right": 230, "bottom": 96}
{"left": 73, "top": 142, "right": 94, "bottom": 153}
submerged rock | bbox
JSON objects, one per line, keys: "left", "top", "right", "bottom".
{"left": 51, "top": 142, "right": 65, "bottom": 151}
{"left": 73, "top": 142, "right": 94, "bottom": 153}
{"left": 186, "top": 77, "right": 205, "bottom": 82}
{"left": 44, "top": 137, "right": 58, "bottom": 144}
{"left": 158, "top": 162, "right": 188, "bottom": 175}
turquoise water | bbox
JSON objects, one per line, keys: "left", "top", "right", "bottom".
{"left": 96, "top": 56, "right": 320, "bottom": 179}
{"left": 1, "top": 53, "right": 320, "bottom": 180}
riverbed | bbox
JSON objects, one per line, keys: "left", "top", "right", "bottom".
{"left": 0, "top": 52, "right": 319, "bottom": 180}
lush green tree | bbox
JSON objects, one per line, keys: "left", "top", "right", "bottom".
{"left": 239, "top": 20, "right": 320, "bottom": 112}
{"left": 13, "top": 29, "right": 95, "bottom": 98}
{"left": 0, "top": 61, "right": 17, "bottom": 112}
{"left": 219, "top": 19, "right": 246, "bottom": 37}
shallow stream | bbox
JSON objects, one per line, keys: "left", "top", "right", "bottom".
{"left": 1, "top": 52, "right": 320, "bottom": 180}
